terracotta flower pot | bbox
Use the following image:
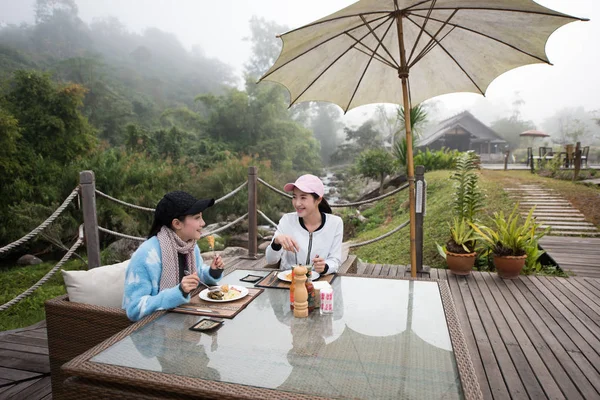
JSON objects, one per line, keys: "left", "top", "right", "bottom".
{"left": 446, "top": 251, "right": 476, "bottom": 276}
{"left": 493, "top": 254, "right": 527, "bottom": 279}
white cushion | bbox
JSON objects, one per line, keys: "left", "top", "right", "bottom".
{"left": 62, "top": 260, "right": 129, "bottom": 308}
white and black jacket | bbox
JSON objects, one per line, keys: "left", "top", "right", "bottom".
{"left": 265, "top": 212, "right": 343, "bottom": 274}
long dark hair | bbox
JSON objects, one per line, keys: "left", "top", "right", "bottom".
{"left": 148, "top": 215, "right": 185, "bottom": 238}
{"left": 311, "top": 193, "right": 332, "bottom": 214}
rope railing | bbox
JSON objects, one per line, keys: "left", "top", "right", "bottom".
{"left": 95, "top": 190, "right": 155, "bottom": 212}
{"left": 0, "top": 226, "right": 84, "bottom": 312}
{"left": 257, "top": 210, "right": 278, "bottom": 228}
{"left": 257, "top": 177, "right": 409, "bottom": 207}
{"left": 257, "top": 178, "right": 293, "bottom": 199}
{"left": 200, "top": 213, "right": 248, "bottom": 238}
{"left": 347, "top": 220, "right": 410, "bottom": 248}
{"left": 330, "top": 183, "right": 409, "bottom": 207}
{"left": 214, "top": 181, "right": 248, "bottom": 204}
{"left": 0, "top": 187, "right": 80, "bottom": 255}
{"left": 95, "top": 181, "right": 248, "bottom": 213}
{"left": 98, "top": 213, "right": 250, "bottom": 242}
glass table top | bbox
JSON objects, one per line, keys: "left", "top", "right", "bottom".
{"left": 92, "top": 270, "right": 463, "bottom": 399}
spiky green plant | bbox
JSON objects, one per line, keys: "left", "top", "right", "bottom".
{"left": 470, "top": 204, "right": 550, "bottom": 258}
{"left": 449, "top": 217, "right": 477, "bottom": 253}
{"left": 450, "top": 152, "right": 484, "bottom": 222}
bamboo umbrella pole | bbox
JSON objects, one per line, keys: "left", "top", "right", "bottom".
{"left": 396, "top": 13, "right": 417, "bottom": 278}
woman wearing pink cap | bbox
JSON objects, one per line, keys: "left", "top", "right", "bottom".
{"left": 266, "top": 174, "right": 343, "bottom": 274}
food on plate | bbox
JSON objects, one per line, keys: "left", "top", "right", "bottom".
{"left": 206, "top": 285, "right": 242, "bottom": 301}
{"left": 285, "top": 272, "right": 293, "bottom": 281}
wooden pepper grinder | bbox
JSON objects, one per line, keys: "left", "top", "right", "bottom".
{"left": 293, "top": 265, "right": 309, "bottom": 318}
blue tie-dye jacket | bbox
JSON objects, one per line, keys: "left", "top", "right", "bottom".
{"left": 122, "top": 236, "right": 221, "bottom": 321}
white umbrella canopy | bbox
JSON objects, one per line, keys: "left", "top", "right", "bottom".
{"left": 259, "top": 0, "right": 586, "bottom": 275}
{"left": 260, "top": 0, "right": 585, "bottom": 110}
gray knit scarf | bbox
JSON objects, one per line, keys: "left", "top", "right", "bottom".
{"left": 157, "top": 226, "right": 197, "bottom": 291}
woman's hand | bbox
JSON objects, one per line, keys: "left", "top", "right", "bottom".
{"left": 210, "top": 254, "right": 224, "bottom": 270}
{"left": 274, "top": 234, "right": 300, "bottom": 253}
{"left": 180, "top": 273, "right": 200, "bottom": 295}
{"left": 312, "top": 255, "right": 326, "bottom": 273}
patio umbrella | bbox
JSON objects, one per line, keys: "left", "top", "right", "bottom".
{"left": 520, "top": 130, "right": 550, "bottom": 138}
{"left": 259, "top": 1, "right": 586, "bottom": 277}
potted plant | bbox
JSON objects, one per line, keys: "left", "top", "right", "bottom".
{"left": 471, "top": 205, "right": 549, "bottom": 279}
{"left": 437, "top": 217, "right": 477, "bottom": 275}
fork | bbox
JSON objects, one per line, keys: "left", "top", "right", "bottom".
{"left": 184, "top": 270, "right": 221, "bottom": 292}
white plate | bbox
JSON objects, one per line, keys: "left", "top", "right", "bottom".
{"left": 199, "top": 285, "right": 249, "bottom": 303}
{"left": 277, "top": 270, "right": 320, "bottom": 282}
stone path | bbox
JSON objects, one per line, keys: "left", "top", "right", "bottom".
{"left": 505, "top": 184, "right": 600, "bottom": 237}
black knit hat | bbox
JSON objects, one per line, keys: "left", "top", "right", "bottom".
{"left": 155, "top": 191, "right": 214, "bottom": 225}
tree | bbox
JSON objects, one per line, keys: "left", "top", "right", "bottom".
{"left": 244, "top": 16, "right": 288, "bottom": 79}
{"left": 311, "top": 103, "right": 342, "bottom": 165}
{"left": 491, "top": 92, "right": 535, "bottom": 149}
{"left": 542, "top": 107, "right": 596, "bottom": 145}
{"left": 393, "top": 104, "right": 429, "bottom": 171}
{"left": 356, "top": 149, "right": 396, "bottom": 194}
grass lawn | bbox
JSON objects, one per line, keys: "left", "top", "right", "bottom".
{"left": 0, "top": 258, "right": 87, "bottom": 331}
{"left": 350, "top": 169, "right": 600, "bottom": 268}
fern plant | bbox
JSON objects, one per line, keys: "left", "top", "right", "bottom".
{"left": 450, "top": 152, "right": 484, "bottom": 222}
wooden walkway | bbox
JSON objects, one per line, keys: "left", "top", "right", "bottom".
{"left": 0, "top": 321, "right": 51, "bottom": 399}
{"left": 539, "top": 236, "right": 600, "bottom": 279}
{"left": 3, "top": 256, "right": 600, "bottom": 399}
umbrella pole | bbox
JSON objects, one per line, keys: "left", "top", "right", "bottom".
{"left": 396, "top": 15, "right": 417, "bottom": 278}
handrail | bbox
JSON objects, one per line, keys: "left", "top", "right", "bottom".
{"left": 98, "top": 213, "right": 250, "bottom": 242}
{"left": 257, "top": 210, "right": 278, "bottom": 228}
{"left": 331, "top": 183, "right": 409, "bottom": 207}
{"left": 95, "top": 181, "right": 248, "bottom": 213}
{"left": 257, "top": 177, "right": 409, "bottom": 207}
{"left": 257, "top": 178, "right": 292, "bottom": 199}
{"left": 0, "top": 226, "right": 85, "bottom": 312}
{"left": 0, "top": 187, "right": 80, "bottom": 255}
{"left": 347, "top": 220, "right": 410, "bottom": 248}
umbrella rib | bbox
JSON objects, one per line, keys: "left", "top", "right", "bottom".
{"left": 349, "top": 39, "right": 398, "bottom": 70}
{"left": 287, "top": 16, "right": 395, "bottom": 107}
{"left": 407, "top": 12, "right": 552, "bottom": 64}
{"left": 283, "top": 12, "right": 390, "bottom": 36}
{"left": 359, "top": 15, "right": 400, "bottom": 69}
{"left": 408, "top": 9, "right": 457, "bottom": 66}
{"left": 260, "top": 14, "right": 390, "bottom": 82}
{"left": 404, "top": 16, "right": 485, "bottom": 96}
{"left": 408, "top": 7, "right": 583, "bottom": 20}
{"left": 406, "top": 0, "right": 438, "bottom": 64}
{"left": 345, "top": 20, "right": 395, "bottom": 112}
{"left": 410, "top": 14, "right": 457, "bottom": 67}
{"left": 411, "top": 26, "right": 455, "bottom": 67}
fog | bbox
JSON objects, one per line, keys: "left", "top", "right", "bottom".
{"left": 1, "top": 0, "right": 599, "bottom": 128}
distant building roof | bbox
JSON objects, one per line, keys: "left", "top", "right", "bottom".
{"left": 417, "top": 111, "right": 506, "bottom": 147}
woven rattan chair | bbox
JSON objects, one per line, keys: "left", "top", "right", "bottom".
{"left": 45, "top": 295, "right": 132, "bottom": 400}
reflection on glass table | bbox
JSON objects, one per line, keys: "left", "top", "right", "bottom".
{"left": 82, "top": 270, "right": 468, "bottom": 399}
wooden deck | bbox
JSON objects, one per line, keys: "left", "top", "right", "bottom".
{"left": 0, "top": 320, "right": 51, "bottom": 399}
{"left": 540, "top": 236, "right": 600, "bottom": 278}
{"left": 3, "top": 256, "right": 600, "bottom": 399}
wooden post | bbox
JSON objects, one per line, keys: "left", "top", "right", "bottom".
{"left": 565, "top": 144, "right": 574, "bottom": 168}
{"left": 573, "top": 142, "right": 581, "bottom": 182}
{"left": 504, "top": 150, "right": 510, "bottom": 171}
{"left": 414, "top": 166, "right": 429, "bottom": 276}
{"left": 79, "top": 171, "right": 101, "bottom": 269}
{"left": 246, "top": 166, "right": 258, "bottom": 259}
{"left": 530, "top": 152, "right": 535, "bottom": 174}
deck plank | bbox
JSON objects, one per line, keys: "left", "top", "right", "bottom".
{"left": 481, "top": 273, "right": 563, "bottom": 399}
{"left": 514, "top": 278, "right": 600, "bottom": 398}
{"left": 456, "top": 275, "right": 511, "bottom": 399}
{"left": 467, "top": 273, "right": 529, "bottom": 399}
{"left": 445, "top": 274, "right": 493, "bottom": 400}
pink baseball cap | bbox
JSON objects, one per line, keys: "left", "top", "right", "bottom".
{"left": 283, "top": 174, "right": 324, "bottom": 197}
